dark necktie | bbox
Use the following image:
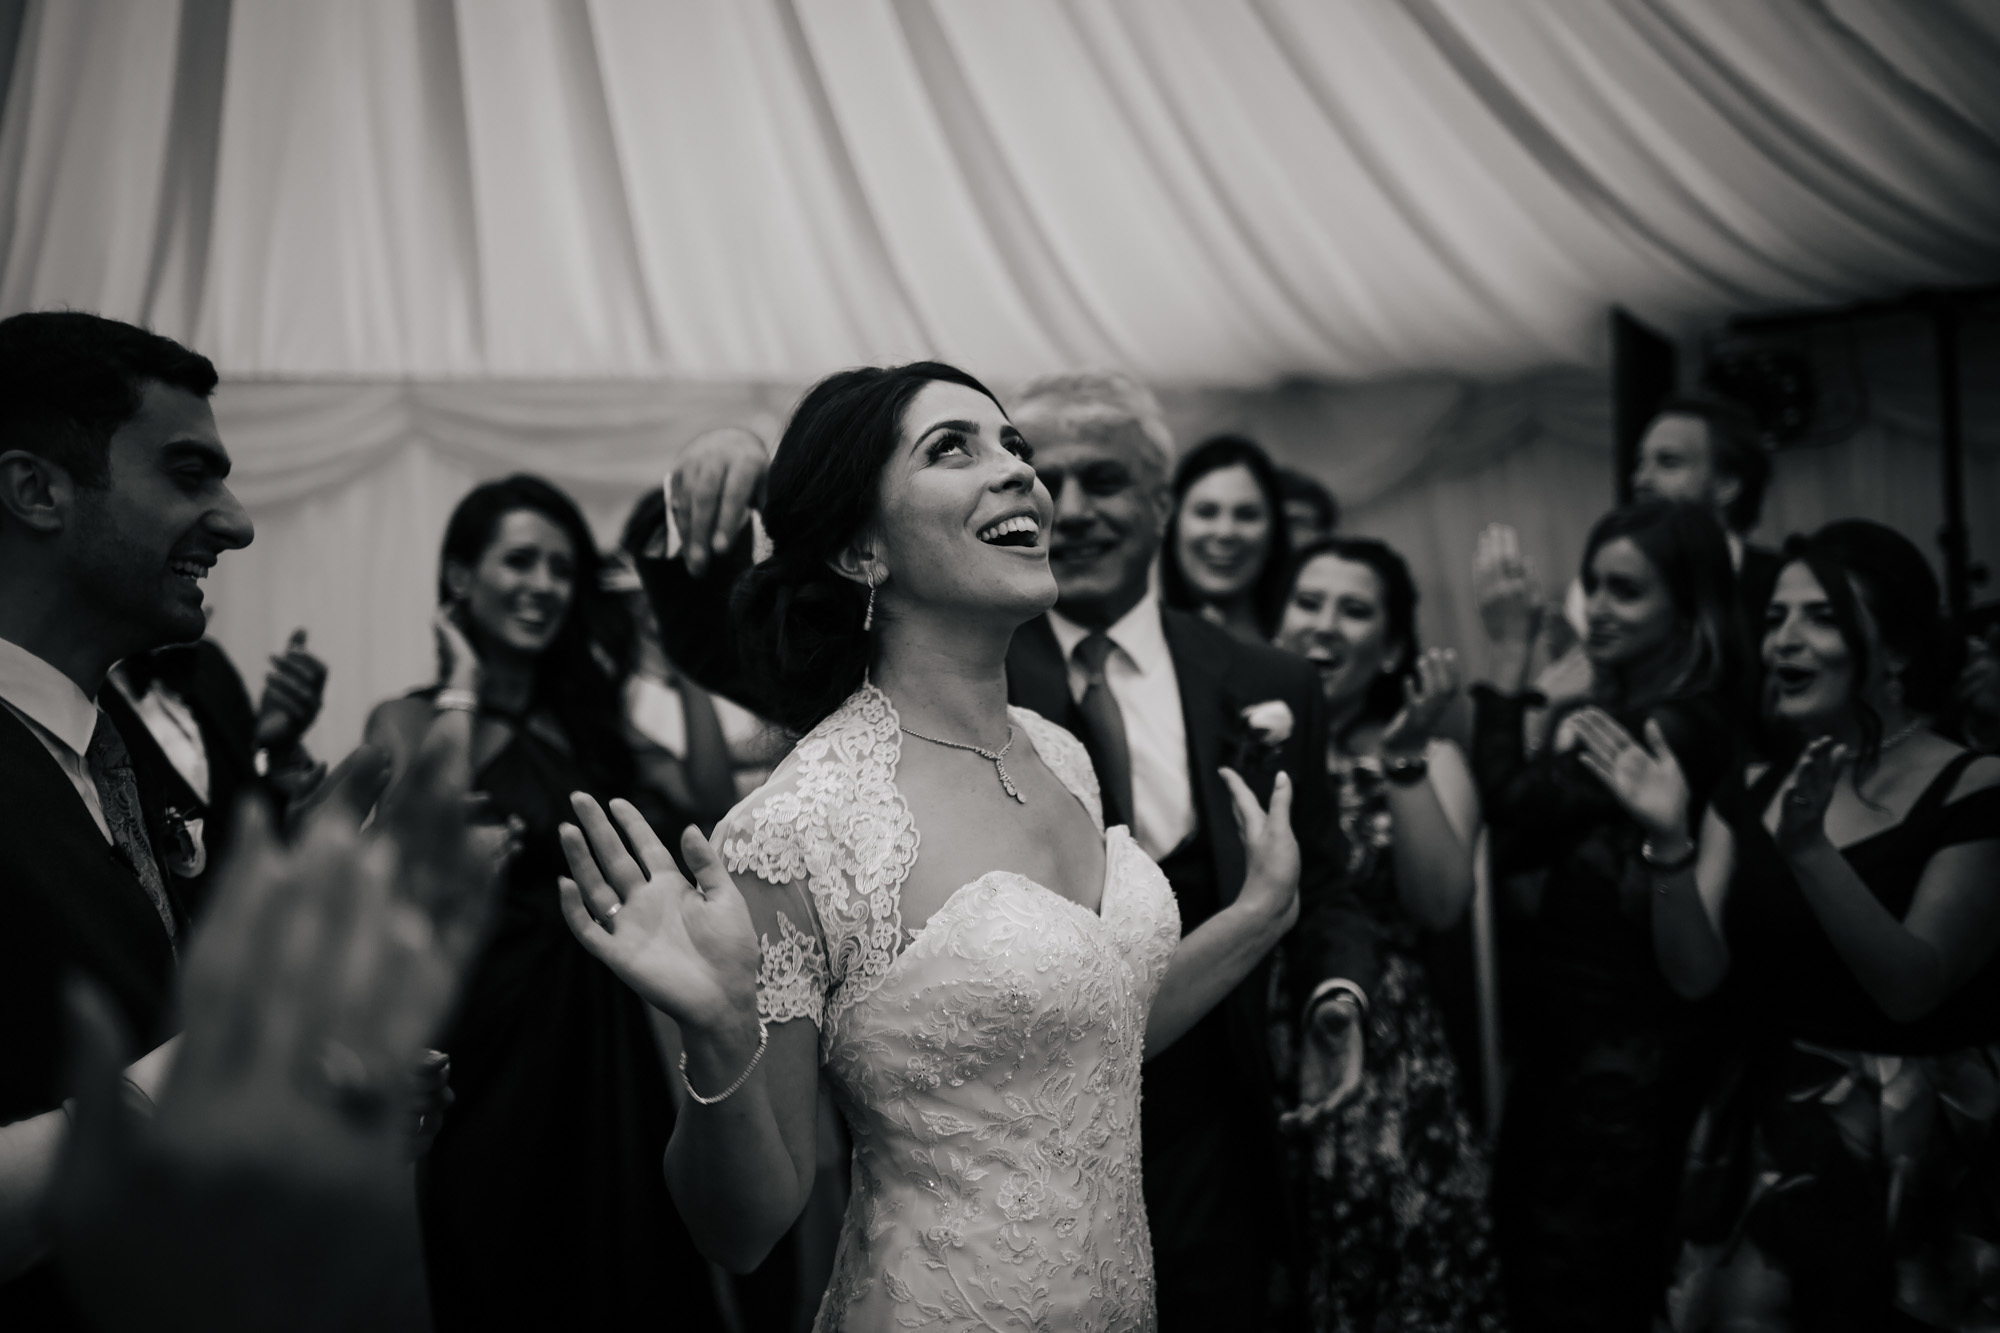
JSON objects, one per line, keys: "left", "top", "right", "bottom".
{"left": 1073, "top": 632, "right": 1134, "bottom": 832}
{"left": 88, "top": 707, "right": 178, "bottom": 945}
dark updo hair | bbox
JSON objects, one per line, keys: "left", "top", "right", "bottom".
{"left": 1161, "top": 434, "right": 1294, "bottom": 638}
{"left": 1770, "top": 520, "right": 1955, "bottom": 780}
{"left": 1580, "top": 499, "right": 1751, "bottom": 721}
{"left": 732, "top": 362, "right": 1004, "bottom": 734}
{"left": 438, "top": 474, "right": 631, "bottom": 792}
{"left": 1284, "top": 536, "right": 1420, "bottom": 733}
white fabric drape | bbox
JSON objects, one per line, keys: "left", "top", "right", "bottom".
{"left": 0, "top": 0, "right": 1995, "bottom": 751}
{"left": 3, "top": 0, "right": 1996, "bottom": 380}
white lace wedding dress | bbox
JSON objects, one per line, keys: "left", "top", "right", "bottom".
{"left": 721, "top": 684, "right": 1181, "bottom": 1332}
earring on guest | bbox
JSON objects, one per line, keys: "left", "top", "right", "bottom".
{"left": 864, "top": 573, "right": 878, "bottom": 632}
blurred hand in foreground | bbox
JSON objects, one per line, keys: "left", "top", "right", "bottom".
{"left": 52, "top": 724, "right": 499, "bottom": 1333}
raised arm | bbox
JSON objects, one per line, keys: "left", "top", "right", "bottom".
{"left": 633, "top": 429, "right": 771, "bottom": 710}
{"left": 555, "top": 795, "right": 820, "bottom": 1271}
{"left": 1147, "top": 771, "right": 1299, "bottom": 1057}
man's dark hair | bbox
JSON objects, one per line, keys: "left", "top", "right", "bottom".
{"left": 1652, "top": 394, "right": 1770, "bottom": 535}
{"left": 1276, "top": 466, "right": 1338, "bottom": 534}
{"left": 0, "top": 311, "right": 219, "bottom": 489}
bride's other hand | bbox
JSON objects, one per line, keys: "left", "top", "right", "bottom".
{"left": 1221, "top": 769, "right": 1300, "bottom": 932}
{"left": 557, "top": 796, "right": 762, "bottom": 1038}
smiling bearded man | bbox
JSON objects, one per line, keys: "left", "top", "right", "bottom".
{"left": 0, "top": 311, "right": 253, "bottom": 1330}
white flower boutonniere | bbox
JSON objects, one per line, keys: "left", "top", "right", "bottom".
{"left": 1241, "top": 700, "right": 1295, "bottom": 746}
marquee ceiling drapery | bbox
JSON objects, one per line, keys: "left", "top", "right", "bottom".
{"left": 1, "top": 0, "right": 1995, "bottom": 384}
{"left": 1, "top": 0, "right": 1996, "bottom": 753}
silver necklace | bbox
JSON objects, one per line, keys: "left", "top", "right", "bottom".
{"left": 899, "top": 723, "right": 1025, "bottom": 803}
{"left": 1878, "top": 717, "right": 1926, "bottom": 754}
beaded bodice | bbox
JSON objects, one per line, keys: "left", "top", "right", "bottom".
{"left": 721, "top": 684, "right": 1180, "bottom": 1331}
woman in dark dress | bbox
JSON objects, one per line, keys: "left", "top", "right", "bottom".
{"left": 366, "top": 476, "right": 729, "bottom": 1331}
{"left": 1669, "top": 522, "right": 2000, "bottom": 1331}
{"left": 1470, "top": 502, "right": 1750, "bottom": 1331}
{"left": 1269, "top": 536, "right": 1506, "bottom": 1332}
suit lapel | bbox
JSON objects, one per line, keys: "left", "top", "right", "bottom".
{"left": 1006, "top": 615, "right": 1080, "bottom": 726}
{"left": 1159, "top": 609, "right": 1246, "bottom": 905}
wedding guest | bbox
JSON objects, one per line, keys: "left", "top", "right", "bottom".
{"left": 1278, "top": 466, "right": 1339, "bottom": 551}
{"left": 103, "top": 630, "right": 329, "bottom": 919}
{"left": 1670, "top": 522, "right": 2000, "bottom": 1332}
{"left": 1950, "top": 604, "right": 1999, "bottom": 754}
{"left": 50, "top": 726, "right": 501, "bottom": 1333}
{"left": 363, "top": 475, "right": 727, "bottom": 1331}
{"left": 1271, "top": 535, "right": 1506, "bottom": 1332}
{"left": 633, "top": 370, "right": 1377, "bottom": 1333}
{"left": 0, "top": 311, "right": 252, "bottom": 1329}
{"left": 1472, "top": 502, "right": 1747, "bottom": 1332}
{"left": 1161, "top": 433, "right": 1293, "bottom": 644}
{"left": 609, "top": 489, "right": 771, "bottom": 831}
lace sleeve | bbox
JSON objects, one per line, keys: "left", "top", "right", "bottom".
{"left": 756, "top": 906, "right": 828, "bottom": 1028}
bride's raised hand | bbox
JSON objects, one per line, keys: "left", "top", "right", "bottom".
{"left": 557, "top": 795, "right": 761, "bottom": 1035}
{"left": 1221, "top": 768, "right": 1300, "bottom": 932}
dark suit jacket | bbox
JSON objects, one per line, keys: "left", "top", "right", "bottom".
{"left": 0, "top": 705, "right": 181, "bottom": 1329}
{"left": 102, "top": 640, "right": 265, "bottom": 922}
{"left": 1739, "top": 542, "right": 1781, "bottom": 628}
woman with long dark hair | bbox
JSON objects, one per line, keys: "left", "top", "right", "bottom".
{"left": 1669, "top": 521, "right": 2000, "bottom": 1331}
{"left": 1471, "top": 500, "right": 1749, "bottom": 1331}
{"left": 364, "top": 475, "right": 729, "bottom": 1330}
{"left": 1161, "top": 434, "right": 1293, "bottom": 644}
{"left": 1270, "top": 535, "right": 1505, "bottom": 1331}
{"left": 549, "top": 363, "right": 1304, "bottom": 1330}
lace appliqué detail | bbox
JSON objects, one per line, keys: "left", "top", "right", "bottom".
{"left": 755, "top": 911, "right": 826, "bottom": 1027}
{"left": 1010, "top": 705, "right": 1104, "bottom": 833}
{"left": 722, "top": 683, "right": 918, "bottom": 1033}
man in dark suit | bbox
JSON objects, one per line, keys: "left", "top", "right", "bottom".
{"left": 0, "top": 311, "right": 255, "bottom": 1327}
{"left": 104, "top": 632, "right": 328, "bottom": 920}
{"left": 641, "top": 369, "right": 1379, "bottom": 1332}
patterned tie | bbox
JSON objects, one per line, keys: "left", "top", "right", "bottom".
{"left": 88, "top": 707, "right": 178, "bottom": 945}
{"left": 1072, "top": 632, "right": 1135, "bottom": 832}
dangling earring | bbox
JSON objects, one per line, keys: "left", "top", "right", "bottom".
{"left": 863, "top": 574, "right": 878, "bottom": 632}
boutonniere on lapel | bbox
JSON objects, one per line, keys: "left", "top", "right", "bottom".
{"left": 155, "top": 805, "right": 207, "bottom": 879}
{"left": 1224, "top": 699, "right": 1294, "bottom": 797}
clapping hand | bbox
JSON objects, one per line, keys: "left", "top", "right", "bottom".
{"left": 1776, "top": 737, "right": 1846, "bottom": 854}
{"left": 1473, "top": 525, "right": 1543, "bottom": 650}
{"left": 557, "top": 797, "right": 762, "bottom": 1037}
{"left": 254, "top": 629, "right": 329, "bottom": 755}
{"left": 1379, "top": 648, "right": 1461, "bottom": 758}
{"left": 1570, "top": 708, "right": 1691, "bottom": 842}
{"left": 432, "top": 607, "right": 480, "bottom": 694}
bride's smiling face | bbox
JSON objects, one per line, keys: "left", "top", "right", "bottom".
{"left": 862, "top": 380, "right": 1057, "bottom": 626}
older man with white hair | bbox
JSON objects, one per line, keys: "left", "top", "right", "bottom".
{"left": 639, "top": 367, "right": 1379, "bottom": 1331}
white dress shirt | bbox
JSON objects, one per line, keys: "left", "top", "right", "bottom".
{"left": 110, "top": 665, "right": 212, "bottom": 805}
{"left": 1046, "top": 591, "right": 1197, "bottom": 861}
{"left": 0, "top": 633, "right": 114, "bottom": 842}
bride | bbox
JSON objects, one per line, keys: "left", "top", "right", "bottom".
{"left": 555, "top": 362, "right": 1300, "bottom": 1331}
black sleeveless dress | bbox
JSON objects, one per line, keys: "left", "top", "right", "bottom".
{"left": 414, "top": 704, "right": 728, "bottom": 1330}
{"left": 1670, "top": 749, "right": 2000, "bottom": 1332}
{"left": 1471, "top": 687, "right": 1738, "bottom": 1333}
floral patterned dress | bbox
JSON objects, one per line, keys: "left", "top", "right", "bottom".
{"left": 1270, "top": 743, "right": 1507, "bottom": 1332}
